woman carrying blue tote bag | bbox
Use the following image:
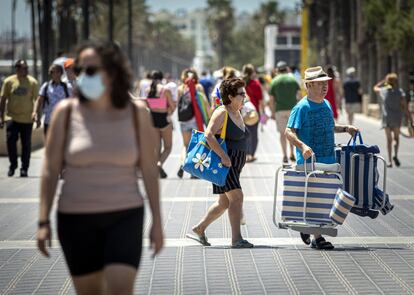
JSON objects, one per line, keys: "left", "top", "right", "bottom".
{"left": 186, "top": 78, "right": 253, "bottom": 248}
{"left": 183, "top": 111, "right": 230, "bottom": 186}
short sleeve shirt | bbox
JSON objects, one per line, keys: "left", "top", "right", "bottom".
{"left": 0, "top": 74, "right": 38, "bottom": 123}
{"left": 343, "top": 79, "right": 361, "bottom": 103}
{"left": 39, "top": 81, "right": 72, "bottom": 124}
{"left": 287, "top": 97, "right": 335, "bottom": 165}
{"left": 269, "top": 73, "right": 300, "bottom": 112}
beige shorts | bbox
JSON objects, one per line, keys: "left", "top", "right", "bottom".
{"left": 275, "top": 110, "right": 291, "bottom": 133}
{"left": 345, "top": 103, "right": 362, "bottom": 115}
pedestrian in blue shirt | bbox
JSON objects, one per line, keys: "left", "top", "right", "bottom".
{"left": 285, "top": 66, "right": 359, "bottom": 250}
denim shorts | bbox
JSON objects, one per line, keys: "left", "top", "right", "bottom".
{"left": 179, "top": 117, "right": 198, "bottom": 133}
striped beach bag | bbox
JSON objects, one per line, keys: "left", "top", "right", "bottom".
{"left": 278, "top": 170, "right": 342, "bottom": 225}
{"left": 330, "top": 189, "right": 356, "bottom": 225}
{"left": 336, "top": 132, "right": 393, "bottom": 216}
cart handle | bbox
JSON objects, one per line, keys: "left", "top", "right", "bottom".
{"left": 303, "top": 153, "right": 316, "bottom": 175}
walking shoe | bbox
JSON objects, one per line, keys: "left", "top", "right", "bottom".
{"left": 231, "top": 239, "right": 254, "bottom": 249}
{"left": 7, "top": 168, "right": 16, "bottom": 177}
{"left": 20, "top": 169, "right": 28, "bottom": 178}
{"left": 393, "top": 156, "right": 401, "bottom": 167}
{"left": 350, "top": 207, "right": 379, "bottom": 219}
{"left": 310, "top": 237, "right": 334, "bottom": 250}
{"left": 177, "top": 166, "right": 184, "bottom": 178}
{"left": 159, "top": 167, "right": 168, "bottom": 179}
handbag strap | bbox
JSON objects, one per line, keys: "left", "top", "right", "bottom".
{"left": 61, "top": 100, "right": 73, "bottom": 168}
{"left": 220, "top": 110, "right": 228, "bottom": 140}
{"left": 347, "top": 131, "right": 363, "bottom": 147}
{"left": 131, "top": 100, "right": 140, "bottom": 167}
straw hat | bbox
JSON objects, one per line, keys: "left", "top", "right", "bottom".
{"left": 303, "top": 66, "right": 332, "bottom": 82}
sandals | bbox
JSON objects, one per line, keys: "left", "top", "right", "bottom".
{"left": 310, "top": 237, "right": 334, "bottom": 250}
{"left": 300, "top": 233, "right": 311, "bottom": 245}
{"left": 232, "top": 239, "right": 254, "bottom": 249}
{"left": 186, "top": 233, "right": 211, "bottom": 246}
{"left": 177, "top": 166, "right": 184, "bottom": 178}
{"left": 159, "top": 167, "right": 168, "bottom": 179}
{"left": 393, "top": 156, "right": 401, "bottom": 167}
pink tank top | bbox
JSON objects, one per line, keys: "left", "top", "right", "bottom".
{"left": 147, "top": 89, "right": 167, "bottom": 109}
{"left": 58, "top": 102, "right": 144, "bottom": 214}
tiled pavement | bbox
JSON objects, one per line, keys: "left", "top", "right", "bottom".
{"left": 1, "top": 112, "right": 414, "bottom": 294}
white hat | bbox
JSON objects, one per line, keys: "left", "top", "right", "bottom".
{"left": 303, "top": 66, "right": 332, "bottom": 82}
{"left": 346, "top": 67, "right": 356, "bottom": 75}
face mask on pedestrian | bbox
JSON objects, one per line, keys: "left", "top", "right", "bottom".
{"left": 76, "top": 67, "right": 105, "bottom": 101}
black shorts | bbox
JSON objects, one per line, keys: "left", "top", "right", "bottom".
{"left": 213, "top": 149, "right": 246, "bottom": 194}
{"left": 150, "top": 111, "right": 170, "bottom": 129}
{"left": 57, "top": 207, "right": 144, "bottom": 276}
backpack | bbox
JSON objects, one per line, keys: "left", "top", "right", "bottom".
{"left": 42, "top": 81, "right": 70, "bottom": 107}
{"left": 178, "top": 91, "right": 194, "bottom": 121}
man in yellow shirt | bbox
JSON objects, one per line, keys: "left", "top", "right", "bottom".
{"left": 0, "top": 60, "right": 39, "bottom": 177}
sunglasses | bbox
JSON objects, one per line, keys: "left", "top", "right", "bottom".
{"left": 236, "top": 91, "right": 246, "bottom": 97}
{"left": 74, "top": 65, "right": 101, "bottom": 76}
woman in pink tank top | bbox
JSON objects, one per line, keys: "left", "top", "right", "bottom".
{"left": 145, "top": 70, "right": 176, "bottom": 178}
{"left": 36, "top": 41, "right": 163, "bottom": 295}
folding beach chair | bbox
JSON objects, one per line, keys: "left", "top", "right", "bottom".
{"left": 336, "top": 132, "right": 392, "bottom": 218}
{"left": 273, "top": 156, "right": 343, "bottom": 237}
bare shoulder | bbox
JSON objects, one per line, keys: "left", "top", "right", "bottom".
{"left": 196, "top": 84, "right": 204, "bottom": 92}
{"left": 54, "top": 98, "right": 75, "bottom": 115}
{"left": 211, "top": 106, "right": 226, "bottom": 120}
{"left": 131, "top": 98, "right": 148, "bottom": 110}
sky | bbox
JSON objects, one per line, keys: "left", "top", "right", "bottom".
{"left": 0, "top": 0, "right": 300, "bottom": 37}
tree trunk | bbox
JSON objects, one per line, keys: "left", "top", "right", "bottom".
{"left": 327, "top": 0, "right": 336, "bottom": 65}
{"left": 367, "top": 41, "right": 377, "bottom": 102}
{"left": 30, "top": 0, "right": 38, "bottom": 79}
{"left": 108, "top": 0, "right": 114, "bottom": 41}
{"left": 83, "top": 0, "right": 90, "bottom": 40}
{"left": 398, "top": 48, "right": 410, "bottom": 92}
{"left": 11, "top": 0, "right": 16, "bottom": 69}
{"left": 376, "top": 40, "right": 388, "bottom": 82}
{"left": 128, "top": 0, "right": 133, "bottom": 64}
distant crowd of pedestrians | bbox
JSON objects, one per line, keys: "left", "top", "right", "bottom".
{"left": 0, "top": 39, "right": 413, "bottom": 294}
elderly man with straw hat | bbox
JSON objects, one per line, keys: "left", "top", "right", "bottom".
{"left": 285, "top": 66, "right": 359, "bottom": 250}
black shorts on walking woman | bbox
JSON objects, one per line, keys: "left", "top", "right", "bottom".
{"left": 213, "top": 149, "right": 246, "bottom": 194}
{"left": 213, "top": 113, "right": 249, "bottom": 194}
{"left": 58, "top": 207, "right": 144, "bottom": 276}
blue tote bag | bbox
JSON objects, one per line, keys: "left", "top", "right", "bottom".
{"left": 183, "top": 112, "right": 230, "bottom": 186}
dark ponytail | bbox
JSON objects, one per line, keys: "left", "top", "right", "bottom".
{"left": 147, "top": 70, "right": 164, "bottom": 98}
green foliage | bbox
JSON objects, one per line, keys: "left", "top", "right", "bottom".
{"left": 207, "top": 0, "right": 235, "bottom": 67}
{"left": 212, "top": 0, "right": 285, "bottom": 69}
{"left": 148, "top": 21, "right": 195, "bottom": 62}
{"left": 363, "top": 0, "right": 414, "bottom": 50}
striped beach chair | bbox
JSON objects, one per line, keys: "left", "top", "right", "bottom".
{"left": 336, "top": 132, "right": 393, "bottom": 217}
{"left": 273, "top": 160, "right": 344, "bottom": 237}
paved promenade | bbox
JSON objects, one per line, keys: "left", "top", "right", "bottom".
{"left": 1, "top": 112, "right": 414, "bottom": 294}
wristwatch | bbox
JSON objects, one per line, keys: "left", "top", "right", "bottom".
{"left": 38, "top": 220, "right": 50, "bottom": 228}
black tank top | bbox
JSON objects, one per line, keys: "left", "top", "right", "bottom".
{"left": 216, "top": 114, "right": 249, "bottom": 152}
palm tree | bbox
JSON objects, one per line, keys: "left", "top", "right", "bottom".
{"left": 207, "top": 0, "right": 234, "bottom": 67}
{"left": 83, "top": 0, "right": 90, "bottom": 40}
{"left": 108, "top": 0, "right": 114, "bottom": 41}
{"left": 30, "top": 0, "right": 38, "bottom": 79}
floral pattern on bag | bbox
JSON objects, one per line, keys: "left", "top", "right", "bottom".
{"left": 192, "top": 153, "right": 211, "bottom": 172}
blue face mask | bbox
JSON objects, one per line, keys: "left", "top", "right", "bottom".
{"left": 77, "top": 73, "right": 105, "bottom": 101}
